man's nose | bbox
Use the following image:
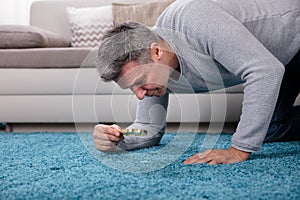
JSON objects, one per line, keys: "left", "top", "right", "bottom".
{"left": 133, "top": 88, "right": 147, "bottom": 100}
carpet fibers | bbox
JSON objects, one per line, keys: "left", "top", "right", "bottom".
{"left": 0, "top": 132, "right": 299, "bottom": 200}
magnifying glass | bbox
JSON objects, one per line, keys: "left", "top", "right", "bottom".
{"left": 121, "top": 129, "right": 148, "bottom": 136}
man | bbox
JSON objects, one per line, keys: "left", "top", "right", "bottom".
{"left": 93, "top": 0, "right": 300, "bottom": 165}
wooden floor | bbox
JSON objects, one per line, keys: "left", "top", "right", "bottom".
{"left": 0, "top": 122, "right": 237, "bottom": 133}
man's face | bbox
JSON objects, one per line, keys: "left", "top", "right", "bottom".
{"left": 115, "top": 61, "right": 171, "bottom": 100}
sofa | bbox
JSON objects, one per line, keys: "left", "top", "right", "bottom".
{"left": 1, "top": 0, "right": 297, "bottom": 132}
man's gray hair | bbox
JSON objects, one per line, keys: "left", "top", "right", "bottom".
{"left": 97, "top": 21, "right": 160, "bottom": 81}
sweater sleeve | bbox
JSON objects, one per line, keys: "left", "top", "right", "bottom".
{"left": 189, "top": 3, "right": 285, "bottom": 152}
{"left": 117, "top": 93, "right": 169, "bottom": 150}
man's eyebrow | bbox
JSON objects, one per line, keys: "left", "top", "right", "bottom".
{"left": 129, "top": 75, "right": 146, "bottom": 89}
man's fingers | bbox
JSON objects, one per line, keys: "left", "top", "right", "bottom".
{"left": 94, "top": 133, "right": 119, "bottom": 152}
{"left": 208, "top": 160, "right": 219, "bottom": 165}
{"left": 184, "top": 152, "right": 211, "bottom": 164}
{"left": 94, "top": 138, "right": 117, "bottom": 146}
{"left": 197, "top": 150, "right": 211, "bottom": 158}
{"left": 93, "top": 124, "right": 125, "bottom": 152}
{"left": 93, "top": 130, "right": 109, "bottom": 141}
{"left": 111, "top": 124, "right": 121, "bottom": 131}
{"left": 94, "top": 132, "right": 122, "bottom": 142}
{"left": 94, "top": 140, "right": 118, "bottom": 152}
{"left": 104, "top": 133, "right": 124, "bottom": 142}
{"left": 184, "top": 150, "right": 225, "bottom": 165}
{"left": 183, "top": 154, "right": 199, "bottom": 164}
{"left": 104, "top": 125, "right": 122, "bottom": 137}
{"left": 184, "top": 148, "right": 250, "bottom": 165}
{"left": 94, "top": 124, "right": 122, "bottom": 137}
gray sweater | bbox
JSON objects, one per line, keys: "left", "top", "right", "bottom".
{"left": 118, "top": 0, "right": 300, "bottom": 152}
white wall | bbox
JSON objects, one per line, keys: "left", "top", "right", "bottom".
{"left": 0, "top": 0, "right": 47, "bottom": 25}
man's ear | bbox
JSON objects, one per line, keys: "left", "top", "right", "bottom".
{"left": 150, "top": 42, "right": 163, "bottom": 61}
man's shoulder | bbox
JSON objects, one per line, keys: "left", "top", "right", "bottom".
{"left": 156, "top": 0, "right": 225, "bottom": 29}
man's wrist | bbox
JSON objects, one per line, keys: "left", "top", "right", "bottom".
{"left": 229, "top": 147, "right": 251, "bottom": 161}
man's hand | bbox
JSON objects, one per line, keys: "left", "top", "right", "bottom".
{"left": 184, "top": 147, "right": 251, "bottom": 165}
{"left": 93, "top": 124, "right": 124, "bottom": 152}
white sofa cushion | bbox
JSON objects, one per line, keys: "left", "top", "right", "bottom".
{"left": 66, "top": 6, "right": 113, "bottom": 48}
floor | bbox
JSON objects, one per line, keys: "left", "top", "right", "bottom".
{"left": 0, "top": 122, "right": 237, "bottom": 133}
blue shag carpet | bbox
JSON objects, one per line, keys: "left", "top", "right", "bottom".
{"left": 0, "top": 131, "right": 299, "bottom": 200}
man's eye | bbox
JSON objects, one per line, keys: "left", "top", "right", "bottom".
{"left": 135, "top": 80, "right": 144, "bottom": 86}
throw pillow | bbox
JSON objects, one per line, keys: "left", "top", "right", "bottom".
{"left": 112, "top": 0, "right": 175, "bottom": 27}
{"left": 0, "top": 25, "right": 70, "bottom": 49}
{"left": 66, "top": 6, "right": 114, "bottom": 48}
